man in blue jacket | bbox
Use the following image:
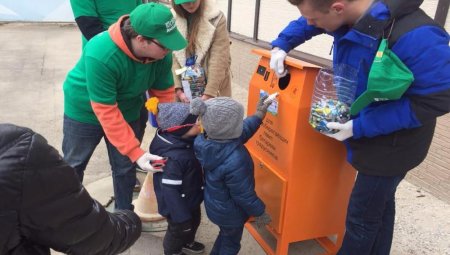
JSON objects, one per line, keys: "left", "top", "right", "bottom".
{"left": 270, "top": 0, "right": 450, "bottom": 254}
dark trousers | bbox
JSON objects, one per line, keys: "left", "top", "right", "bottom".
{"left": 210, "top": 225, "right": 244, "bottom": 255}
{"left": 163, "top": 207, "right": 201, "bottom": 255}
{"left": 137, "top": 101, "right": 148, "bottom": 142}
{"left": 62, "top": 115, "right": 142, "bottom": 210}
{"left": 337, "top": 172, "right": 406, "bottom": 255}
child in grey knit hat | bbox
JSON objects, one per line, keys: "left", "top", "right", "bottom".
{"left": 190, "top": 96, "right": 274, "bottom": 254}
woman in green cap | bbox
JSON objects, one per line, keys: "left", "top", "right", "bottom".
{"left": 171, "top": 0, "right": 232, "bottom": 102}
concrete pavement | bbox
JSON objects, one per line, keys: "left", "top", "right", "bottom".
{"left": 0, "top": 22, "right": 448, "bottom": 255}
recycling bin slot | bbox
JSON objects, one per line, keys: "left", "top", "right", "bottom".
{"left": 278, "top": 72, "right": 291, "bottom": 90}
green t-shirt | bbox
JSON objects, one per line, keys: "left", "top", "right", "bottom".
{"left": 70, "top": 0, "right": 142, "bottom": 46}
{"left": 63, "top": 31, "right": 173, "bottom": 124}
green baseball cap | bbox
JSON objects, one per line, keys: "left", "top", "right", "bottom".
{"left": 174, "top": 0, "right": 197, "bottom": 4}
{"left": 350, "top": 39, "right": 414, "bottom": 115}
{"left": 129, "top": 3, "right": 187, "bottom": 51}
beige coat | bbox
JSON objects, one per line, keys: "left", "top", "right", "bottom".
{"left": 172, "top": 0, "right": 232, "bottom": 98}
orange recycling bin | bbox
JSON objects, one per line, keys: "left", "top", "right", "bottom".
{"left": 245, "top": 49, "right": 356, "bottom": 255}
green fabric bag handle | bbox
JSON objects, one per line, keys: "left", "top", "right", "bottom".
{"left": 350, "top": 38, "right": 414, "bottom": 115}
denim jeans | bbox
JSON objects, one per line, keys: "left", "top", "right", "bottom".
{"left": 137, "top": 100, "right": 148, "bottom": 142}
{"left": 62, "top": 115, "right": 142, "bottom": 210}
{"left": 337, "top": 172, "right": 406, "bottom": 255}
{"left": 210, "top": 225, "right": 244, "bottom": 255}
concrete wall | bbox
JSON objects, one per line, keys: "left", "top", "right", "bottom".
{"left": 408, "top": 116, "right": 450, "bottom": 203}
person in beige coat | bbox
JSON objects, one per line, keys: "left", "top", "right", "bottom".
{"left": 172, "top": 0, "right": 232, "bottom": 102}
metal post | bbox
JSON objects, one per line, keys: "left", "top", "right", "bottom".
{"left": 227, "top": 0, "right": 232, "bottom": 32}
{"left": 253, "top": 0, "right": 261, "bottom": 41}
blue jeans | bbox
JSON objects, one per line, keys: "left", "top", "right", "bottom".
{"left": 337, "top": 172, "right": 406, "bottom": 255}
{"left": 210, "top": 226, "right": 244, "bottom": 255}
{"left": 62, "top": 115, "right": 142, "bottom": 210}
{"left": 137, "top": 98, "right": 148, "bottom": 142}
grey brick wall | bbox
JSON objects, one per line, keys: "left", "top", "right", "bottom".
{"left": 229, "top": 38, "right": 450, "bottom": 203}
{"left": 407, "top": 115, "right": 450, "bottom": 203}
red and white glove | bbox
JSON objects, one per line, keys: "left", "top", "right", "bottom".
{"left": 136, "top": 152, "right": 164, "bottom": 173}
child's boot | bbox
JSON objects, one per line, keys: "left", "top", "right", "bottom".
{"left": 182, "top": 241, "right": 205, "bottom": 254}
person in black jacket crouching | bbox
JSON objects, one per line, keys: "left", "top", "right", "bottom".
{"left": 0, "top": 123, "right": 141, "bottom": 255}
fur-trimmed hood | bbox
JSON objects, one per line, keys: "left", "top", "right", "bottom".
{"left": 172, "top": 0, "right": 223, "bottom": 66}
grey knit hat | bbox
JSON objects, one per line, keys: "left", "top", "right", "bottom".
{"left": 157, "top": 102, "right": 196, "bottom": 132}
{"left": 190, "top": 97, "right": 244, "bottom": 140}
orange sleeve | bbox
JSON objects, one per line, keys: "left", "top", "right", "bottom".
{"left": 91, "top": 101, "right": 144, "bottom": 162}
{"left": 149, "top": 86, "right": 175, "bottom": 103}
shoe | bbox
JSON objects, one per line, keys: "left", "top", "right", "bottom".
{"left": 182, "top": 241, "right": 205, "bottom": 254}
{"left": 134, "top": 178, "right": 141, "bottom": 192}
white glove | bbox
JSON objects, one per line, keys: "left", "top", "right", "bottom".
{"left": 326, "top": 120, "right": 353, "bottom": 141}
{"left": 136, "top": 152, "right": 164, "bottom": 173}
{"left": 270, "top": 47, "right": 288, "bottom": 78}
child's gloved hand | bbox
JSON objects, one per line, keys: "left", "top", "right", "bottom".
{"left": 254, "top": 212, "right": 272, "bottom": 228}
{"left": 255, "top": 95, "right": 271, "bottom": 119}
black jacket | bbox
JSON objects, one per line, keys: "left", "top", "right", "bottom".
{"left": 150, "top": 130, "right": 204, "bottom": 224}
{"left": 0, "top": 124, "right": 141, "bottom": 255}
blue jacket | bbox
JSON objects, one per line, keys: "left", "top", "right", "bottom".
{"left": 150, "top": 130, "right": 204, "bottom": 223}
{"left": 272, "top": 0, "right": 450, "bottom": 176}
{"left": 194, "top": 115, "right": 265, "bottom": 227}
